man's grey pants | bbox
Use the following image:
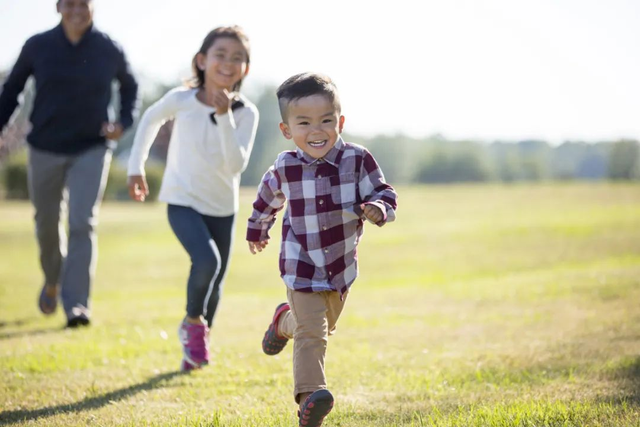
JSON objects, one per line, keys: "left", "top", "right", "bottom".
{"left": 28, "top": 145, "right": 112, "bottom": 320}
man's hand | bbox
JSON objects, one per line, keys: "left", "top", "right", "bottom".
{"left": 101, "top": 122, "right": 124, "bottom": 140}
{"left": 211, "top": 89, "right": 234, "bottom": 115}
{"left": 361, "top": 203, "right": 384, "bottom": 224}
{"left": 248, "top": 240, "right": 269, "bottom": 254}
{"left": 128, "top": 175, "right": 149, "bottom": 202}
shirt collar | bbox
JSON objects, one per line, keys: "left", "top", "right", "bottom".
{"left": 56, "top": 22, "right": 97, "bottom": 46}
{"left": 296, "top": 136, "right": 345, "bottom": 166}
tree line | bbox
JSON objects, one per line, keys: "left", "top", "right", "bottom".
{"left": 2, "top": 77, "right": 639, "bottom": 196}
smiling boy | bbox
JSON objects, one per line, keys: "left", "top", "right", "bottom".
{"left": 246, "top": 73, "right": 398, "bottom": 426}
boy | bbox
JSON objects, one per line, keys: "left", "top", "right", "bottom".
{"left": 247, "top": 73, "right": 397, "bottom": 427}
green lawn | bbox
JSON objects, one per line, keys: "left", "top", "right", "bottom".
{"left": 1, "top": 183, "right": 640, "bottom": 426}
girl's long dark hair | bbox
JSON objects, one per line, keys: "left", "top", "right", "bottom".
{"left": 189, "top": 26, "right": 251, "bottom": 92}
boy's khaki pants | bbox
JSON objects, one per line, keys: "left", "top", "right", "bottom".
{"left": 278, "top": 288, "right": 348, "bottom": 403}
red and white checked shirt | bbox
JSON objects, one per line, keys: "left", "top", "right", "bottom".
{"left": 246, "top": 137, "right": 398, "bottom": 295}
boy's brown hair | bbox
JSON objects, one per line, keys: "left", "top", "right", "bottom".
{"left": 276, "top": 73, "right": 341, "bottom": 122}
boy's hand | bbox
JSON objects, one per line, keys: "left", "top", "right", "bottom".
{"left": 248, "top": 240, "right": 269, "bottom": 254}
{"left": 128, "top": 175, "right": 149, "bottom": 202}
{"left": 361, "top": 203, "right": 384, "bottom": 224}
{"left": 211, "top": 89, "right": 234, "bottom": 115}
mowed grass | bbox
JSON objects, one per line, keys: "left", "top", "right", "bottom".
{"left": 1, "top": 183, "right": 640, "bottom": 426}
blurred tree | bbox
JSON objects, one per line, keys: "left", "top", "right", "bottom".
{"left": 489, "top": 142, "right": 518, "bottom": 182}
{"left": 608, "top": 139, "right": 640, "bottom": 180}
{"left": 416, "top": 145, "right": 490, "bottom": 183}
{"left": 516, "top": 140, "right": 551, "bottom": 181}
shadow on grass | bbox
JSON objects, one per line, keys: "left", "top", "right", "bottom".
{"left": 0, "top": 371, "right": 185, "bottom": 425}
{"left": 0, "top": 327, "right": 64, "bottom": 341}
{"left": 0, "top": 317, "right": 61, "bottom": 340}
{"left": 0, "top": 318, "right": 35, "bottom": 329}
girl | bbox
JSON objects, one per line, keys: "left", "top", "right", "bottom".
{"left": 127, "top": 26, "right": 258, "bottom": 371}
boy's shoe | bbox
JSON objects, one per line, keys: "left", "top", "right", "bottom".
{"left": 298, "top": 389, "right": 334, "bottom": 427}
{"left": 38, "top": 283, "right": 58, "bottom": 315}
{"left": 262, "top": 302, "right": 290, "bottom": 355}
{"left": 178, "top": 319, "right": 210, "bottom": 371}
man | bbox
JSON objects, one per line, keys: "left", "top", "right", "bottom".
{"left": 0, "top": 0, "right": 139, "bottom": 327}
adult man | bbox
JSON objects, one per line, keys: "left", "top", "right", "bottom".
{"left": 0, "top": 0, "right": 139, "bottom": 327}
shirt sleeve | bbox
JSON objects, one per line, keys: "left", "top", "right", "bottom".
{"left": 358, "top": 149, "right": 398, "bottom": 226}
{"left": 114, "top": 43, "right": 139, "bottom": 130}
{"left": 215, "top": 104, "right": 259, "bottom": 174}
{"left": 246, "top": 164, "right": 286, "bottom": 242}
{"left": 0, "top": 39, "right": 34, "bottom": 131}
{"left": 127, "top": 89, "right": 180, "bottom": 176}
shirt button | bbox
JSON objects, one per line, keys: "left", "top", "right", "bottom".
{"left": 318, "top": 175, "right": 322, "bottom": 178}
{"left": 319, "top": 200, "right": 324, "bottom": 205}
{"left": 329, "top": 271, "right": 332, "bottom": 276}
{"left": 322, "top": 226, "right": 327, "bottom": 231}
{"left": 324, "top": 248, "right": 329, "bottom": 253}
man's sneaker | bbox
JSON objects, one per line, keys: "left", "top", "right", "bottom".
{"left": 262, "top": 303, "right": 290, "bottom": 355}
{"left": 38, "top": 283, "right": 58, "bottom": 315}
{"left": 298, "top": 389, "right": 334, "bottom": 427}
{"left": 66, "top": 317, "right": 90, "bottom": 328}
{"left": 65, "top": 305, "right": 91, "bottom": 328}
{"left": 178, "top": 319, "right": 210, "bottom": 371}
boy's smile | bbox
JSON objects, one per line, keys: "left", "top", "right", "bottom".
{"left": 279, "top": 95, "right": 345, "bottom": 159}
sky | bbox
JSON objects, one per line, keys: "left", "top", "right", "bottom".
{"left": 1, "top": 0, "right": 639, "bottom": 143}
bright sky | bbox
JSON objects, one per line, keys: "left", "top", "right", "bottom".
{"left": 1, "top": 0, "right": 639, "bottom": 143}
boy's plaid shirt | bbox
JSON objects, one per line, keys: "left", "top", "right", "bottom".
{"left": 246, "top": 137, "right": 398, "bottom": 296}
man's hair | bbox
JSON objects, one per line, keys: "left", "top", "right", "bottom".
{"left": 276, "top": 73, "right": 341, "bottom": 122}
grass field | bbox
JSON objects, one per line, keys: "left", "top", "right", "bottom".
{"left": 1, "top": 183, "right": 640, "bottom": 426}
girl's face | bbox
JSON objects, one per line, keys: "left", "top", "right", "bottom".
{"left": 196, "top": 37, "right": 249, "bottom": 91}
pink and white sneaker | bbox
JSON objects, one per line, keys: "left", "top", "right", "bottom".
{"left": 178, "top": 319, "right": 210, "bottom": 371}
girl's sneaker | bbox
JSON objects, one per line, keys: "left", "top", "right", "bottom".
{"left": 298, "top": 389, "right": 334, "bottom": 427}
{"left": 178, "top": 319, "right": 210, "bottom": 371}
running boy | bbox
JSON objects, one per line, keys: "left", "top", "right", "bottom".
{"left": 246, "top": 73, "right": 398, "bottom": 426}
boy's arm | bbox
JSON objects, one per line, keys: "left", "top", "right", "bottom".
{"left": 358, "top": 149, "right": 398, "bottom": 226}
{"left": 247, "top": 165, "right": 287, "bottom": 245}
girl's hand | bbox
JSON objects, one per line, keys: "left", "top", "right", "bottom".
{"left": 128, "top": 175, "right": 149, "bottom": 202}
{"left": 211, "top": 89, "right": 234, "bottom": 115}
{"left": 361, "top": 203, "right": 384, "bottom": 223}
{"left": 248, "top": 240, "right": 269, "bottom": 254}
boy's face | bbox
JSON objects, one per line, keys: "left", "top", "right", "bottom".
{"left": 279, "top": 95, "right": 345, "bottom": 159}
